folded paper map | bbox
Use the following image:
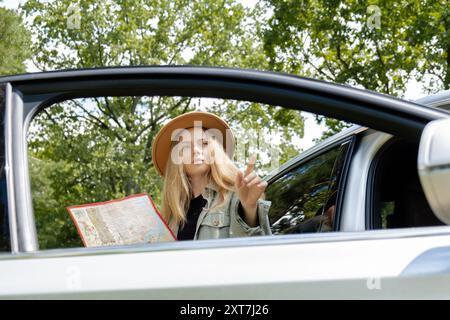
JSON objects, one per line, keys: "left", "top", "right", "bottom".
{"left": 67, "top": 194, "right": 176, "bottom": 247}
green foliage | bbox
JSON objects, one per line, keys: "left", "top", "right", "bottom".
{"left": 29, "top": 156, "right": 83, "bottom": 248}
{"left": 22, "top": 0, "right": 268, "bottom": 69}
{"left": 0, "top": 6, "right": 31, "bottom": 75}
{"left": 380, "top": 201, "right": 395, "bottom": 229}
{"left": 260, "top": 0, "right": 450, "bottom": 134}
{"left": 405, "top": 1, "right": 450, "bottom": 93}
{"left": 313, "top": 115, "right": 352, "bottom": 142}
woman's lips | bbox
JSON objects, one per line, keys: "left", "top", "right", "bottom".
{"left": 193, "top": 156, "right": 204, "bottom": 164}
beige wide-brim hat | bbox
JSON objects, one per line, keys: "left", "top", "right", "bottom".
{"left": 151, "top": 111, "right": 235, "bottom": 177}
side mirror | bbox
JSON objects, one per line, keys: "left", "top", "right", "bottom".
{"left": 418, "top": 118, "right": 450, "bottom": 224}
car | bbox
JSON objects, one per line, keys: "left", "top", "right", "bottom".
{"left": 0, "top": 67, "right": 450, "bottom": 299}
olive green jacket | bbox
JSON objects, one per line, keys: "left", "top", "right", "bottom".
{"left": 168, "top": 181, "right": 272, "bottom": 240}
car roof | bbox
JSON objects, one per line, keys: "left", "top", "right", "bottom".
{"left": 415, "top": 90, "right": 450, "bottom": 111}
{"left": 0, "top": 66, "right": 439, "bottom": 107}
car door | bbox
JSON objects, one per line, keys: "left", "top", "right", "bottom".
{"left": 1, "top": 67, "right": 450, "bottom": 299}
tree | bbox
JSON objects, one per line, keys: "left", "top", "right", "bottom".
{"left": 0, "top": 5, "right": 31, "bottom": 75}
{"left": 260, "top": 0, "right": 450, "bottom": 136}
{"left": 407, "top": 1, "right": 450, "bottom": 93}
{"left": 23, "top": 0, "right": 305, "bottom": 249}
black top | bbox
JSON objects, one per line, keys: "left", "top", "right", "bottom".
{"left": 177, "top": 194, "right": 208, "bottom": 241}
{"left": 177, "top": 193, "right": 254, "bottom": 240}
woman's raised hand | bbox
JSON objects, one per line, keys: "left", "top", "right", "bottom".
{"left": 235, "top": 154, "right": 268, "bottom": 211}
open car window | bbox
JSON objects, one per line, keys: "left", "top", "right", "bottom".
{"left": 27, "top": 95, "right": 356, "bottom": 250}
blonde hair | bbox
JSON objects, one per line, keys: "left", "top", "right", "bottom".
{"left": 161, "top": 131, "right": 239, "bottom": 228}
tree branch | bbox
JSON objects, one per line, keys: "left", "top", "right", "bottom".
{"left": 130, "top": 96, "right": 141, "bottom": 115}
{"left": 375, "top": 45, "right": 390, "bottom": 94}
{"left": 336, "top": 38, "right": 350, "bottom": 70}
{"left": 43, "top": 109, "right": 69, "bottom": 141}
{"left": 300, "top": 34, "right": 336, "bottom": 81}
{"left": 94, "top": 97, "right": 124, "bottom": 129}
{"left": 71, "top": 100, "right": 124, "bottom": 141}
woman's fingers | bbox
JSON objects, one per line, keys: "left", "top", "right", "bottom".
{"left": 246, "top": 176, "right": 261, "bottom": 188}
{"left": 244, "top": 171, "right": 256, "bottom": 183}
{"left": 235, "top": 170, "right": 244, "bottom": 189}
{"left": 257, "top": 180, "right": 268, "bottom": 189}
{"left": 245, "top": 174, "right": 268, "bottom": 189}
{"left": 243, "top": 172, "right": 268, "bottom": 188}
{"left": 248, "top": 178, "right": 267, "bottom": 188}
{"left": 244, "top": 154, "right": 257, "bottom": 177}
{"left": 238, "top": 154, "right": 268, "bottom": 193}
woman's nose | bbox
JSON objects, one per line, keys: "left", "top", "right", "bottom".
{"left": 192, "top": 144, "right": 203, "bottom": 156}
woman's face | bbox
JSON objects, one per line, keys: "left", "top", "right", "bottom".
{"left": 179, "top": 127, "right": 211, "bottom": 177}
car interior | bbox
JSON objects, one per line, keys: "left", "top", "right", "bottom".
{"left": 370, "top": 137, "right": 444, "bottom": 229}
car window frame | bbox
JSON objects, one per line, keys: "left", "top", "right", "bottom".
{"left": 3, "top": 67, "right": 450, "bottom": 254}
{"left": 333, "top": 136, "right": 357, "bottom": 231}
{"left": 365, "top": 137, "right": 398, "bottom": 230}
{"left": 0, "top": 83, "right": 12, "bottom": 254}
{"left": 266, "top": 134, "right": 356, "bottom": 234}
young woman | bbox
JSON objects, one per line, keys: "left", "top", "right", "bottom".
{"left": 151, "top": 111, "right": 272, "bottom": 240}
